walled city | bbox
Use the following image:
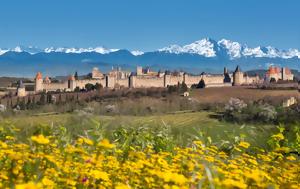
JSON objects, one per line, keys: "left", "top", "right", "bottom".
{"left": 15, "top": 65, "right": 294, "bottom": 97}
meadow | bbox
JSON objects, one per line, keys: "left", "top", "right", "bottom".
{"left": 0, "top": 111, "right": 277, "bottom": 149}
{"left": 0, "top": 90, "right": 300, "bottom": 188}
{"left": 1, "top": 110, "right": 300, "bottom": 188}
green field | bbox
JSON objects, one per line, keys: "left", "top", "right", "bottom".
{"left": 0, "top": 111, "right": 277, "bottom": 149}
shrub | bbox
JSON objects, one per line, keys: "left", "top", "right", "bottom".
{"left": 224, "top": 98, "right": 278, "bottom": 123}
{"left": 225, "top": 98, "right": 247, "bottom": 113}
{"left": 197, "top": 79, "right": 206, "bottom": 88}
{"left": 257, "top": 104, "right": 277, "bottom": 122}
{"left": 85, "top": 83, "right": 95, "bottom": 91}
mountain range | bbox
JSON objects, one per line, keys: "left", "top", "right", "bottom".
{"left": 0, "top": 38, "right": 299, "bottom": 77}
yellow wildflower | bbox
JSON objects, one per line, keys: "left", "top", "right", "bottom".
{"left": 31, "top": 135, "right": 50, "bottom": 144}
{"left": 42, "top": 177, "right": 55, "bottom": 186}
{"left": 98, "top": 139, "right": 115, "bottom": 149}
{"left": 90, "top": 170, "right": 109, "bottom": 181}
{"left": 115, "top": 183, "right": 131, "bottom": 189}
{"left": 15, "top": 182, "right": 40, "bottom": 189}
{"left": 238, "top": 141, "right": 250, "bottom": 149}
{"left": 222, "top": 179, "right": 247, "bottom": 189}
{"left": 271, "top": 133, "right": 284, "bottom": 141}
{"left": 286, "top": 156, "right": 296, "bottom": 161}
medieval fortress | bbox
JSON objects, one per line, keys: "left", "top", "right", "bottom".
{"left": 16, "top": 65, "right": 294, "bottom": 97}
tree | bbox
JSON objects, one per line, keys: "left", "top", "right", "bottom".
{"left": 270, "top": 78, "right": 276, "bottom": 83}
{"left": 58, "top": 94, "right": 62, "bottom": 104}
{"left": 197, "top": 79, "right": 206, "bottom": 88}
{"left": 74, "top": 87, "right": 80, "bottom": 92}
{"left": 167, "top": 85, "right": 178, "bottom": 93}
{"left": 85, "top": 83, "right": 95, "bottom": 91}
{"left": 39, "top": 92, "right": 46, "bottom": 105}
{"left": 224, "top": 73, "right": 231, "bottom": 83}
{"left": 180, "top": 82, "right": 188, "bottom": 92}
{"left": 95, "top": 83, "right": 103, "bottom": 91}
{"left": 46, "top": 93, "right": 52, "bottom": 103}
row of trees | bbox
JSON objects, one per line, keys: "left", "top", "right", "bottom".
{"left": 167, "top": 79, "right": 206, "bottom": 94}
{"left": 191, "top": 79, "right": 206, "bottom": 89}
{"left": 167, "top": 82, "right": 188, "bottom": 93}
{"left": 74, "top": 83, "right": 103, "bottom": 92}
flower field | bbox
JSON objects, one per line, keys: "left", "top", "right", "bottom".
{"left": 0, "top": 124, "right": 299, "bottom": 189}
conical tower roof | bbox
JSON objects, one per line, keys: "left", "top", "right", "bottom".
{"left": 235, "top": 66, "right": 241, "bottom": 72}
{"left": 68, "top": 75, "right": 75, "bottom": 81}
{"left": 35, "top": 72, "right": 42, "bottom": 80}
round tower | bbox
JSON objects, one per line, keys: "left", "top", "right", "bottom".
{"left": 233, "top": 66, "right": 244, "bottom": 86}
{"left": 35, "top": 72, "right": 43, "bottom": 93}
{"left": 17, "top": 80, "right": 26, "bottom": 97}
{"left": 68, "top": 75, "right": 76, "bottom": 91}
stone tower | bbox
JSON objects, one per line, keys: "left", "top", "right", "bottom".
{"left": 68, "top": 75, "right": 76, "bottom": 90}
{"left": 35, "top": 72, "right": 43, "bottom": 93}
{"left": 224, "top": 67, "right": 228, "bottom": 75}
{"left": 233, "top": 66, "right": 244, "bottom": 86}
{"left": 129, "top": 74, "right": 136, "bottom": 88}
{"left": 281, "top": 67, "right": 289, "bottom": 81}
{"left": 136, "top": 66, "right": 143, "bottom": 76}
{"left": 106, "top": 75, "right": 116, "bottom": 88}
{"left": 223, "top": 67, "right": 231, "bottom": 83}
{"left": 17, "top": 80, "right": 26, "bottom": 97}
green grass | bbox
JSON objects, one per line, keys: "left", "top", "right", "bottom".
{"left": 0, "top": 111, "right": 277, "bottom": 149}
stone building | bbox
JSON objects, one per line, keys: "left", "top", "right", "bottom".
{"left": 34, "top": 70, "right": 106, "bottom": 93}
{"left": 92, "top": 67, "right": 104, "bottom": 79}
{"left": 233, "top": 66, "right": 260, "bottom": 86}
{"left": 17, "top": 80, "right": 26, "bottom": 97}
{"left": 265, "top": 66, "right": 294, "bottom": 82}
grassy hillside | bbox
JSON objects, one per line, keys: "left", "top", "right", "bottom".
{"left": 1, "top": 111, "right": 277, "bottom": 149}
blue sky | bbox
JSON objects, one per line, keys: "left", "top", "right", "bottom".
{"left": 0, "top": 0, "right": 299, "bottom": 51}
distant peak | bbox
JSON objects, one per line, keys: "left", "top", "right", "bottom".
{"left": 0, "top": 38, "right": 299, "bottom": 59}
{"left": 131, "top": 50, "right": 144, "bottom": 56}
{"left": 158, "top": 38, "right": 300, "bottom": 59}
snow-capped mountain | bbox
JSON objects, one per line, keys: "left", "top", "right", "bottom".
{"left": 158, "top": 38, "right": 300, "bottom": 59}
{"left": 0, "top": 38, "right": 300, "bottom": 77}
{"left": 217, "top": 39, "right": 242, "bottom": 59}
{"left": 0, "top": 46, "right": 121, "bottom": 55}
{"left": 43, "top": 47, "right": 120, "bottom": 54}
{"left": 0, "top": 46, "right": 43, "bottom": 55}
{"left": 159, "top": 38, "right": 217, "bottom": 57}
{"left": 131, "top": 50, "right": 144, "bottom": 56}
{"left": 1, "top": 38, "right": 299, "bottom": 59}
